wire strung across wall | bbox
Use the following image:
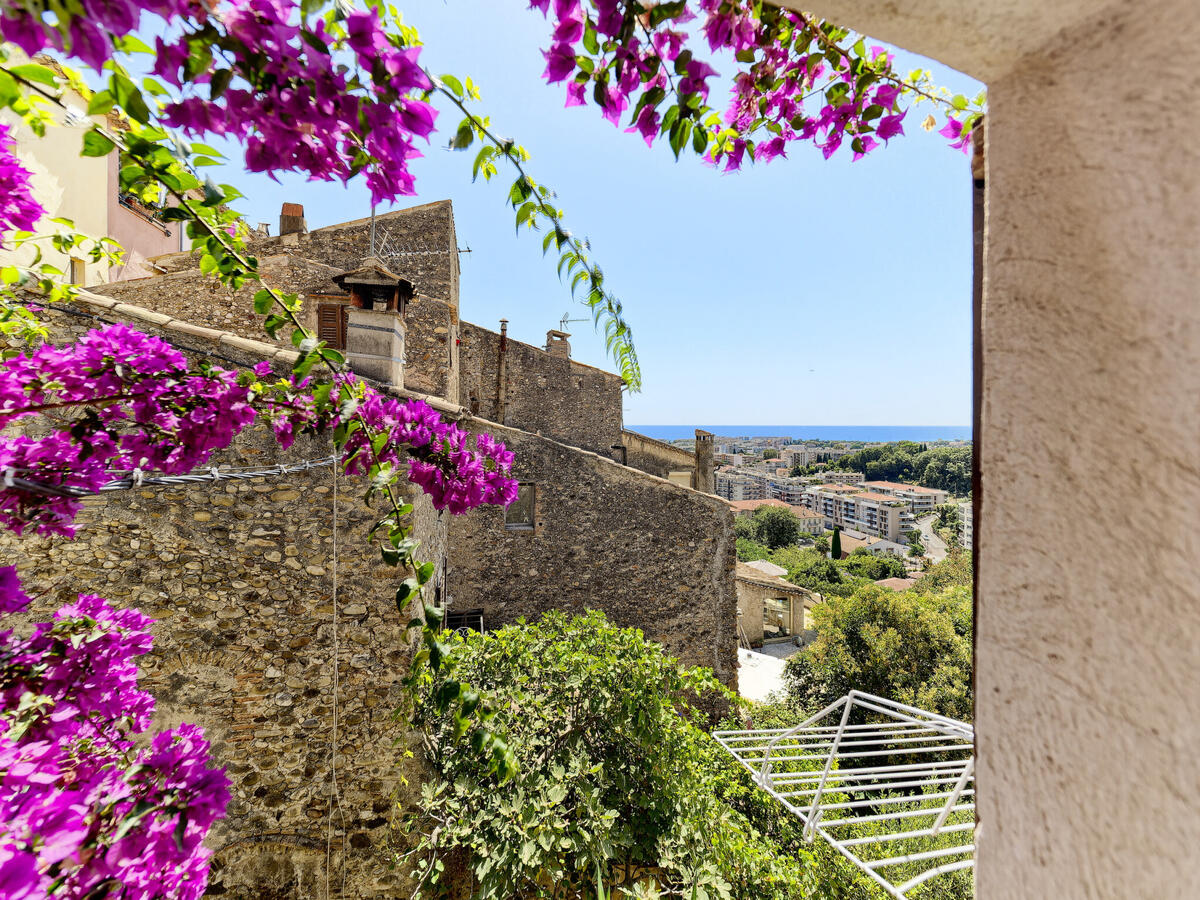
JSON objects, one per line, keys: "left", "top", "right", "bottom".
{"left": 1, "top": 456, "right": 339, "bottom": 499}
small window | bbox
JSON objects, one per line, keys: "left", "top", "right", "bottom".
{"left": 763, "top": 596, "right": 792, "bottom": 640}
{"left": 69, "top": 257, "right": 86, "bottom": 286}
{"left": 445, "top": 607, "right": 484, "bottom": 634}
{"left": 505, "top": 483, "right": 536, "bottom": 531}
{"left": 316, "top": 302, "right": 347, "bottom": 349}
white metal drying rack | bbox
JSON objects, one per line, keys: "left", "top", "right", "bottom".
{"left": 713, "top": 691, "right": 975, "bottom": 899}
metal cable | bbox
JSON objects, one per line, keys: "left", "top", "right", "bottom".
{"left": 2, "top": 456, "right": 338, "bottom": 498}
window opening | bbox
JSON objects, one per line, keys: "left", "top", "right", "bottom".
{"left": 316, "top": 302, "right": 347, "bottom": 350}
{"left": 763, "top": 596, "right": 792, "bottom": 640}
{"left": 445, "top": 607, "right": 484, "bottom": 635}
{"left": 69, "top": 257, "right": 85, "bottom": 286}
{"left": 504, "top": 483, "right": 536, "bottom": 530}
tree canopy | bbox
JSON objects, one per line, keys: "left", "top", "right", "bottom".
{"left": 783, "top": 585, "right": 973, "bottom": 722}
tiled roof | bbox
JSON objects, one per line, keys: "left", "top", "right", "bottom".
{"left": 862, "top": 481, "right": 945, "bottom": 494}
{"left": 728, "top": 498, "right": 790, "bottom": 511}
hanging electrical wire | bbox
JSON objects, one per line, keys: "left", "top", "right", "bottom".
{"left": 2, "top": 456, "right": 338, "bottom": 498}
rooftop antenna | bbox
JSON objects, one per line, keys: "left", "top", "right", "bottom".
{"left": 559, "top": 311, "right": 589, "bottom": 331}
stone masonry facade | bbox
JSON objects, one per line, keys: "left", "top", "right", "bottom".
{"left": 2, "top": 199, "right": 737, "bottom": 897}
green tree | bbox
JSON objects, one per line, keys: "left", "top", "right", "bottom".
{"left": 913, "top": 551, "right": 973, "bottom": 594}
{"left": 763, "top": 448, "right": 780, "bottom": 460}
{"left": 830, "top": 526, "right": 842, "bottom": 559}
{"left": 736, "top": 537, "right": 771, "bottom": 562}
{"left": 908, "top": 530, "right": 925, "bottom": 558}
{"left": 409, "top": 611, "right": 857, "bottom": 899}
{"left": 753, "top": 505, "right": 802, "bottom": 549}
{"left": 782, "top": 585, "right": 973, "bottom": 721}
{"left": 841, "top": 550, "right": 907, "bottom": 581}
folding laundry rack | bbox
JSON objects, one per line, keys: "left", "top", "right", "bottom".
{"left": 713, "top": 691, "right": 975, "bottom": 898}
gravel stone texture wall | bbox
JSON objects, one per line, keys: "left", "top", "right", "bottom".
{"left": 447, "top": 419, "right": 738, "bottom": 685}
{"left": 458, "top": 321, "right": 624, "bottom": 457}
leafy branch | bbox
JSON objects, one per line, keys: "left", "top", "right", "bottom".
{"left": 0, "top": 58, "right": 515, "bottom": 778}
{"left": 433, "top": 73, "right": 643, "bottom": 393}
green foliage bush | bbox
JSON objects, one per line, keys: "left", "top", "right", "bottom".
{"left": 737, "top": 537, "right": 772, "bottom": 562}
{"left": 735, "top": 507, "right": 804, "bottom": 551}
{"left": 406, "top": 611, "right": 865, "bottom": 899}
{"left": 782, "top": 586, "right": 973, "bottom": 722}
{"left": 825, "top": 443, "right": 972, "bottom": 496}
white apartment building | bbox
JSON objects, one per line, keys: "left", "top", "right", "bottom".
{"left": 799, "top": 485, "right": 911, "bottom": 542}
{"left": 715, "top": 471, "right": 768, "bottom": 501}
{"left": 960, "top": 500, "right": 973, "bottom": 548}
{"left": 860, "top": 480, "right": 949, "bottom": 514}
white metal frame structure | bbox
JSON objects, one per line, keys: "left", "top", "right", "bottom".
{"left": 713, "top": 692, "right": 974, "bottom": 899}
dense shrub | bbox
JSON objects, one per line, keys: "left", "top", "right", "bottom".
{"left": 406, "top": 611, "right": 866, "bottom": 899}
{"left": 782, "top": 585, "right": 973, "bottom": 722}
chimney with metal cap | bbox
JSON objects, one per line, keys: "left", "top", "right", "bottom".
{"left": 331, "top": 258, "right": 412, "bottom": 386}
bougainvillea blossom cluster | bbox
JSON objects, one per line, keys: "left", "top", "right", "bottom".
{"left": 0, "top": 123, "right": 41, "bottom": 242}
{"left": 0, "top": 0, "right": 436, "bottom": 205}
{"left": 0, "top": 568, "right": 230, "bottom": 899}
{"left": 528, "top": 0, "right": 978, "bottom": 167}
{"left": 0, "top": 324, "right": 519, "bottom": 536}
{"left": 156, "top": 2, "right": 437, "bottom": 204}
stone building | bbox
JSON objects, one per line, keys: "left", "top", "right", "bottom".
{"left": 734, "top": 561, "right": 817, "bottom": 648}
{"left": 2, "top": 199, "right": 737, "bottom": 896}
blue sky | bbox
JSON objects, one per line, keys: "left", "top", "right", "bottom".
{"left": 208, "top": 2, "right": 982, "bottom": 427}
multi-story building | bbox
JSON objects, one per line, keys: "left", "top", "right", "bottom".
{"left": 715, "top": 470, "right": 768, "bottom": 501}
{"left": 960, "top": 500, "right": 973, "bottom": 548}
{"left": 798, "top": 484, "right": 911, "bottom": 541}
{"left": 860, "top": 480, "right": 949, "bottom": 513}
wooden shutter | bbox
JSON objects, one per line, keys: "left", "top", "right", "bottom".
{"left": 316, "top": 303, "right": 346, "bottom": 349}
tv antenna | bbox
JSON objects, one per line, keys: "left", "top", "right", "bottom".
{"left": 559, "top": 312, "right": 589, "bottom": 331}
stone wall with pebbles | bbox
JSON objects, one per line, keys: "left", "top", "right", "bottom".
{"left": 1, "top": 309, "right": 454, "bottom": 898}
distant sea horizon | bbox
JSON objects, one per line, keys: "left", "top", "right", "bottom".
{"left": 627, "top": 425, "right": 972, "bottom": 443}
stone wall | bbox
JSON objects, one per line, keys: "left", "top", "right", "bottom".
{"left": 247, "top": 201, "right": 461, "bottom": 402}
{"left": 1, "top": 306, "right": 450, "bottom": 898}
{"left": 458, "top": 321, "right": 624, "bottom": 457}
{"left": 97, "top": 255, "right": 342, "bottom": 350}
{"left": 446, "top": 421, "right": 738, "bottom": 685}
{"left": 248, "top": 200, "right": 460, "bottom": 305}
{"left": 621, "top": 429, "right": 696, "bottom": 481}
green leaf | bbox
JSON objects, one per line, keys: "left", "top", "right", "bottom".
{"left": 81, "top": 131, "right": 116, "bottom": 158}
{"left": 110, "top": 72, "right": 151, "bottom": 124}
{"left": 87, "top": 91, "right": 115, "bottom": 116}
{"left": 252, "top": 289, "right": 274, "bottom": 315}
{"left": 209, "top": 68, "right": 233, "bottom": 101}
{"left": 583, "top": 19, "right": 600, "bottom": 55}
{"left": 9, "top": 64, "right": 58, "bottom": 88}
{"left": 952, "top": 94, "right": 968, "bottom": 110}
{"left": 439, "top": 74, "right": 464, "bottom": 98}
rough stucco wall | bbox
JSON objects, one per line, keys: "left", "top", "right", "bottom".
{"left": 1, "top": 312, "right": 449, "bottom": 898}
{"left": 458, "top": 321, "right": 624, "bottom": 457}
{"left": 621, "top": 429, "right": 696, "bottom": 481}
{"left": 970, "top": 1, "right": 1200, "bottom": 895}
{"left": 446, "top": 421, "right": 738, "bottom": 686}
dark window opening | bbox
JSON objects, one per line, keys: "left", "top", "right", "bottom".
{"left": 505, "top": 483, "right": 536, "bottom": 531}
{"left": 445, "top": 608, "right": 484, "bottom": 634}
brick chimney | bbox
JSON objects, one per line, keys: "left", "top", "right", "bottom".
{"left": 332, "top": 258, "right": 412, "bottom": 386}
{"left": 279, "top": 202, "right": 306, "bottom": 236}
{"left": 545, "top": 329, "right": 571, "bottom": 359}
